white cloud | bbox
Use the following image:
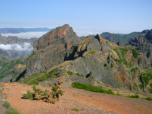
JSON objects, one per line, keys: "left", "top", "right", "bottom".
{"left": 1, "top": 31, "right": 48, "bottom": 39}
{"left": 75, "top": 30, "right": 100, "bottom": 37}
{"left": 0, "top": 42, "right": 33, "bottom": 51}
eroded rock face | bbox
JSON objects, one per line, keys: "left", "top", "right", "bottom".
{"left": 26, "top": 24, "right": 80, "bottom": 77}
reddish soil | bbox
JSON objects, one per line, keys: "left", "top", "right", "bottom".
{"left": 2, "top": 83, "right": 152, "bottom": 114}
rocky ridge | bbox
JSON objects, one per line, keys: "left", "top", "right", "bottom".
{"left": 10, "top": 25, "right": 152, "bottom": 94}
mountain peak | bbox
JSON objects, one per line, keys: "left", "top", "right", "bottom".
{"left": 34, "top": 24, "right": 79, "bottom": 51}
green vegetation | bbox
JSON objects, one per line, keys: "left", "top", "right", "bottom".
{"left": 19, "top": 68, "right": 59, "bottom": 85}
{"left": 3, "top": 101, "right": 10, "bottom": 108}
{"left": 23, "top": 85, "right": 63, "bottom": 104}
{"left": 113, "top": 48, "right": 129, "bottom": 67}
{"left": 23, "top": 90, "right": 34, "bottom": 100}
{"left": 131, "top": 67, "right": 138, "bottom": 75}
{"left": 88, "top": 48, "right": 96, "bottom": 55}
{"left": 28, "top": 52, "right": 35, "bottom": 59}
{"left": 131, "top": 49, "right": 141, "bottom": 58}
{"left": 71, "top": 107, "right": 79, "bottom": 112}
{"left": 67, "top": 71, "right": 85, "bottom": 77}
{"left": 139, "top": 84, "right": 143, "bottom": 90}
{"left": 145, "top": 97, "right": 152, "bottom": 101}
{"left": 149, "top": 83, "right": 152, "bottom": 93}
{"left": 9, "top": 108, "right": 20, "bottom": 114}
{"left": 67, "top": 71, "right": 73, "bottom": 75}
{"left": 126, "top": 94, "right": 139, "bottom": 98}
{"left": 140, "top": 73, "right": 150, "bottom": 87}
{"left": 110, "top": 60, "right": 114, "bottom": 68}
{"left": 113, "top": 47, "right": 140, "bottom": 67}
{"left": 72, "top": 82, "right": 114, "bottom": 94}
{"left": 76, "top": 73, "right": 85, "bottom": 77}
{"left": 0, "top": 56, "right": 26, "bottom": 79}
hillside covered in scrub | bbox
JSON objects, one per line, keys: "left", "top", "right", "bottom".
{"left": 7, "top": 24, "right": 150, "bottom": 94}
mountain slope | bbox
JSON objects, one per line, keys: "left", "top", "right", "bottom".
{"left": 0, "top": 55, "right": 26, "bottom": 82}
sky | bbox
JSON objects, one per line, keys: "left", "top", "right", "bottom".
{"left": 0, "top": 0, "right": 152, "bottom": 36}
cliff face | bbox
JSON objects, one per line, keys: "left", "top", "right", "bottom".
{"left": 26, "top": 24, "right": 80, "bottom": 76}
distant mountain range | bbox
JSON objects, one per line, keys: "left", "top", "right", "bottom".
{"left": 79, "top": 30, "right": 150, "bottom": 44}
{"left": 100, "top": 30, "right": 150, "bottom": 44}
{"left": 0, "top": 27, "right": 51, "bottom": 33}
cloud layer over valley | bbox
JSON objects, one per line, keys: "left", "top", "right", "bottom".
{"left": 0, "top": 42, "right": 33, "bottom": 52}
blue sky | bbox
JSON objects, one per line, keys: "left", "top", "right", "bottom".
{"left": 0, "top": 0, "right": 152, "bottom": 36}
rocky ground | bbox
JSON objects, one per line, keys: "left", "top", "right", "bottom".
{"left": 1, "top": 82, "right": 152, "bottom": 114}
{"left": 0, "top": 83, "right": 6, "bottom": 114}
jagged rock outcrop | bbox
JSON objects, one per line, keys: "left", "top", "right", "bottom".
{"left": 26, "top": 24, "right": 80, "bottom": 76}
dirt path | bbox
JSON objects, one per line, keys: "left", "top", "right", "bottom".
{"left": 2, "top": 83, "right": 152, "bottom": 114}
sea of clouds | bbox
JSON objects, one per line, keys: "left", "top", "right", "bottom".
{"left": 0, "top": 42, "right": 33, "bottom": 51}
{"left": 1, "top": 31, "right": 48, "bottom": 39}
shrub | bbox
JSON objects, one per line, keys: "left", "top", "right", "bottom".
{"left": 132, "top": 49, "right": 141, "bottom": 58}
{"left": 127, "top": 94, "right": 139, "bottom": 98}
{"left": 3, "top": 101, "right": 10, "bottom": 108}
{"left": 22, "top": 85, "right": 63, "bottom": 104}
{"left": 139, "top": 84, "right": 143, "bottom": 90}
{"left": 72, "top": 107, "right": 79, "bottom": 112}
{"left": 72, "top": 82, "right": 114, "bottom": 94}
{"left": 22, "top": 90, "right": 33, "bottom": 100}
{"left": 141, "top": 73, "right": 150, "bottom": 87}
{"left": 67, "top": 71, "right": 73, "bottom": 75}
{"left": 145, "top": 97, "right": 152, "bottom": 101}
{"left": 9, "top": 108, "right": 20, "bottom": 114}
{"left": 76, "top": 73, "right": 84, "bottom": 77}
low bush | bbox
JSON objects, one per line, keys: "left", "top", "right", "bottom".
{"left": 145, "top": 97, "right": 152, "bottom": 101}
{"left": 71, "top": 107, "right": 79, "bottom": 112}
{"left": 127, "top": 94, "right": 139, "bottom": 98}
{"left": 67, "top": 71, "right": 73, "bottom": 75}
{"left": 76, "top": 73, "right": 84, "bottom": 77}
{"left": 3, "top": 101, "right": 10, "bottom": 108}
{"left": 72, "top": 82, "right": 114, "bottom": 94}
{"left": 22, "top": 84, "right": 63, "bottom": 104}
{"left": 9, "top": 108, "right": 20, "bottom": 114}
